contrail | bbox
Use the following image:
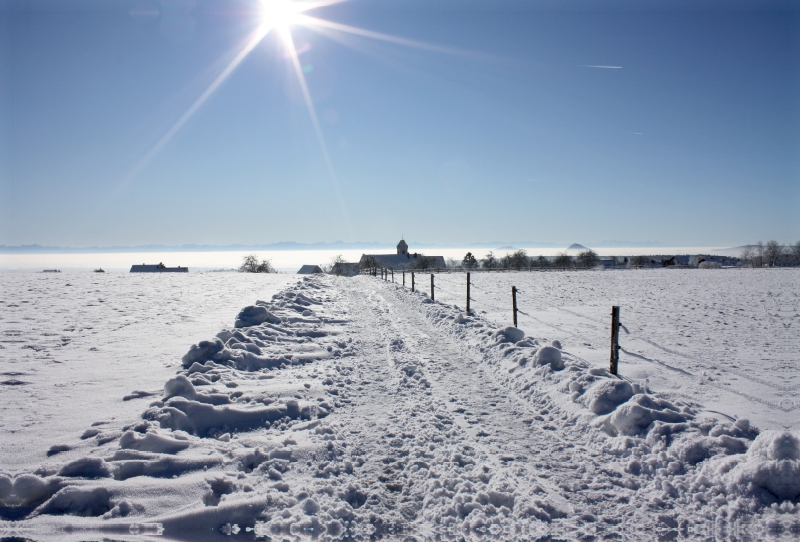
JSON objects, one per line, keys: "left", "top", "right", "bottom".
{"left": 582, "top": 65, "right": 622, "bottom": 69}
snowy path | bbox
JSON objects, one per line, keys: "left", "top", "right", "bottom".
{"left": 336, "top": 280, "right": 573, "bottom": 527}
{"left": 2, "top": 273, "right": 798, "bottom": 541}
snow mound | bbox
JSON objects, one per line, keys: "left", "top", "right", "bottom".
{"left": 57, "top": 457, "right": 112, "bottom": 479}
{"left": 118, "top": 430, "right": 191, "bottom": 454}
{"left": 143, "top": 398, "right": 313, "bottom": 437}
{"left": 182, "top": 319, "right": 338, "bottom": 371}
{"left": 533, "top": 346, "right": 563, "bottom": 369}
{"left": 606, "top": 394, "right": 688, "bottom": 436}
{"left": 719, "top": 430, "right": 800, "bottom": 501}
{"left": 583, "top": 379, "right": 634, "bottom": 415}
{"left": 0, "top": 474, "right": 63, "bottom": 507}
{"left": 234, "top": 305, "right": 280, "bottom": 328}
{"left": 493, "top": 327, "right": 525, "bottom": 343}
{"left": 37, "top": 486, "right": 112, "bottom": 517}
{"left": 163, "top": 374, "right": 230, "bottom": 405}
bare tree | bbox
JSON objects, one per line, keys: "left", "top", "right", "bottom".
{"left": 553, "top": 252, "right": 573, "bottom": 269}
{"left": 628, "top": 255, "right": 649, "bottom": 268}
{"left": 793, "top": 241, "right": 800, "bottom": 267}
{"left": 533, "top": 255, "right": 550, "bottom": 268}
{"left": 481, "top": 251, "right": 499, "bottom": 269}
{"left": 239, "top": 254, "right": 275, "bottom": 273}
{"left": 754, "top": 241, "right": 764, "bottom": 268}
{"left": 325, "top": 254, "right": 346, "bottom": 275}
{"left": 576, "top": 249, "right": 600, "bottom": 269}
{"left": 764, "top": 240, "right": 782, "bottom": 267}
{"left": 740, "top": 246, "right": 754, "bottom": 268}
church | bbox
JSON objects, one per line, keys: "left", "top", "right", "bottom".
{"left": 359, "top": 239, "right": 446, "bottom": 270}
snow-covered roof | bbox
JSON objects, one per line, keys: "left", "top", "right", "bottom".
{"left": 297, "top": 265, "right": 323, "bottom": 274}
{"left": 130, "top": 263, "right": 188, "bottom": 273}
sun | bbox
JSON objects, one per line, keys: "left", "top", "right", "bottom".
{"left": 118, "top": 0, "right": 459, "bottom": 238}
{"left": 258, "top": 0, "right": 303, "bottom": 30}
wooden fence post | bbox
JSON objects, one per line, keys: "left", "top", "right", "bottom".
{"left": 466, "top": 272, "right": 470, "bottom": 314}
{"left": 403, "top": 271, "right": 405, "bottom": 286}
{"left": 430, "top": 274, "right": 434, "bottom": 301}
{"left": 411, "top": 272, "right": 415, "bottom": 292}
{"left": 391, "top": 269, "right": 394, "bottom": 283}
{"left": 609, "top": 306, "right": 620, "bottom": 375}
{"left": 512, "top": 286, "right": 518, "bottom": 327}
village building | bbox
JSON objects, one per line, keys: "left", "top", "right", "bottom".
{"left": 130, "top": 263, "right": 188, "bottom": 273}
{"left": 297, "top": 265, "right": 324, "bottom": 274}
{"left": 330, "top": 262, "right": 361, "bottom": 277}
{"left": 360, "top": 239, "right": 446, "bottom": 270}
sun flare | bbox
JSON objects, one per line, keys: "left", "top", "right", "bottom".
{"left": 119, "top": 0, "right": 457, "bottom": 238}
{"left": 258, "top": 0, "right": 303, "bottom": 30}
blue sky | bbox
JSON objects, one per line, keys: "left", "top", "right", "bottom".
{"left": 1, "top": 0, "right": 797, "bottom": 248}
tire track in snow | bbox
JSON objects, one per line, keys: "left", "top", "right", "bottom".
{"left": 346, "top": 279, "right": 651, "bottom": 527}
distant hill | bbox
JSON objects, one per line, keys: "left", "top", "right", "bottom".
{"left": 566, "top": 243, "right": 588, "bottom": 252}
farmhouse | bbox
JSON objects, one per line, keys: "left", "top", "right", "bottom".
{"left": 360, "top": 239, "right": 446, "bottom": 270}
{"left": 130, "top": 263, "right": 188, "bottom": 273}
{"left": 297, "top": 265, "right": 324, "bottom": 274}
{"left": 330, "top": 262, "right": 361, "bottom": 277}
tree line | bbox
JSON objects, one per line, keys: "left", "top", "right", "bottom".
{"left": 740, "top": 241, "right": 800, "bottom": 268}
{"left": 456, "top": 249, "right": 601, "bottom": 270}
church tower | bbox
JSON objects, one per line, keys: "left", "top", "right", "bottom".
{"left": 397, "top": 239, "right": 408, "bottom": 255}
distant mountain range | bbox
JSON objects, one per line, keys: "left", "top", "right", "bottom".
{"left": 0, "top": 240, "right": 696, "bottom": 254}
{"left": 0, "top": 242, "right": 395, "bottom": 254}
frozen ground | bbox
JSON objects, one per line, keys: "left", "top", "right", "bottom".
{"left": 0, "top": 270, "right": 798, "bottom": 541}
{"left": 0, "top": 273, "right": 294, "bottom": 472}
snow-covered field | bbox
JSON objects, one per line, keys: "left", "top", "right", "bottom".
{"left": 1, "top": 270, "right": 798, "bottom": 541}
{"left": 0, "top": 273, "right": 294, "bottom": 472}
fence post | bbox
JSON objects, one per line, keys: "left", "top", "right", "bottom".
{"left": 466, "top": 272, "right": 470, "bottom": 314}
{"left": 431, "top": 274, "right": 435, "bottom": 301}
{"left": 391, "top": 269, "right": 394, "bottom": 283}
{"left": 512, "top": 286, "right": 518, "bottom": 327}
{"left": 403, "top": 271, "right": 405, "bottom": 287}
{"left": 411, "top": 272, "right": 415, "bottom": 292}
{"left": 609, "top": 306, "right": 620, "bottom": 375}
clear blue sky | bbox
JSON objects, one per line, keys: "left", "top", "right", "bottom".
{"left": 1, "top": 0, "right": 798, "bottom": 248}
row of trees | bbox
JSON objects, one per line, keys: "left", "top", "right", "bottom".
{"left": 459, "top": 249, "right": 601, "bottom": 270}
{"left": 740, "top": 241, "right": 800, "bottom": 268}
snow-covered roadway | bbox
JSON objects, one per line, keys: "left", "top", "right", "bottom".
{"left": 1, "top": 273, "right": 798, "bottom": 541}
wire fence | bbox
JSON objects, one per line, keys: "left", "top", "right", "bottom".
{"left": 363, "top": 267, "right": 628, "bottom": 374}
